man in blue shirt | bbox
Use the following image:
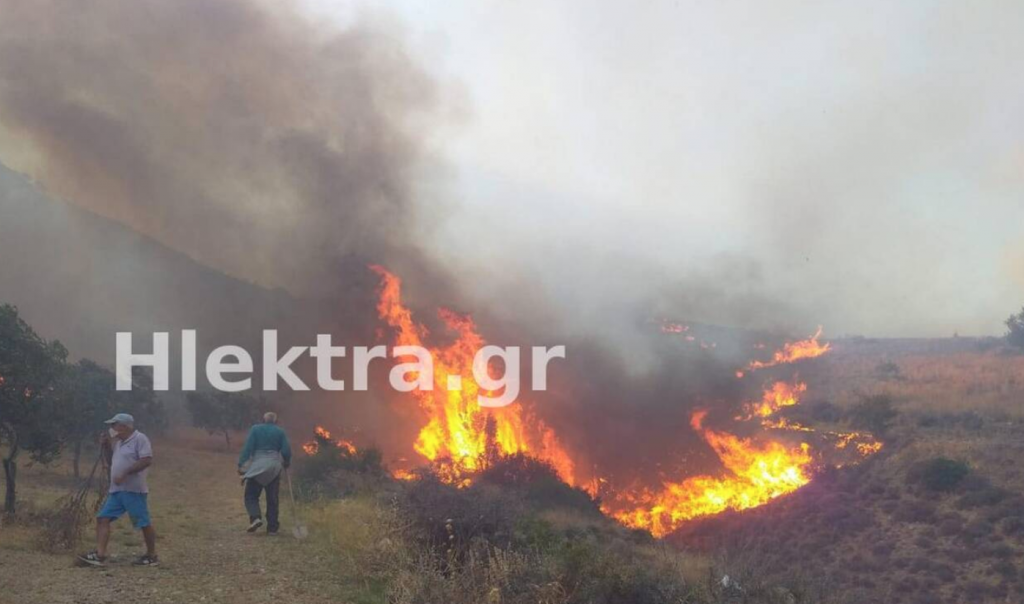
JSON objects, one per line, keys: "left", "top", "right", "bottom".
{"left": 238, "top": 411, "right": 292, "bottom": 534}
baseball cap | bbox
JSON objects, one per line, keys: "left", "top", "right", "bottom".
{"left": 104, "top": 413, "right": 135, "bottom": 426}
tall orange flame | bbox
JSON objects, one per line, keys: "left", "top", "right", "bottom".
{"left": 370, "top": 265, "right": 576, "bottom": 486}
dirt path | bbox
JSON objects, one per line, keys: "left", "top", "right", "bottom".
{"left": 0, "top": 435, "right": 354, "bottom": 604}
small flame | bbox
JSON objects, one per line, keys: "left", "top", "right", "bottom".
{"left": 741, "top": 380, "right": 807, "bottom": 419}
{"left": 302, "top": 425, "right": 357, "bottom": 456}
{"left": 660, "top": 321, "right": 689, "bottom": 334}
{"left": 747, "top": 327, "right": 830, "bottom": 371}
{"left": 391, "top": 468, "right": 418, "bottom": 481}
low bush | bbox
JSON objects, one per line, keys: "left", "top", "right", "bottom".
{"left": 892, "top": 499, "right": 938, "bottom": 524}
{"left": 478, "top": 454, "right": 601, "bottom": 517}
{"left": 907, "top": 457, "right": 970, "bottom": 493}
{"left": 876, "top": 361, "right": 902, "bottom": 379}
{"left": 916, "top": 411, "right": 985, "bottom": 431}
{"left": 293, "top": 435, "right": 387, "bottom": 499}
{"left": 849, "top": 395, "right": 899, "bottom": 435}
{"left": 956, "top": 481, "right": 1009, "bottom": 510}
{"left": 400, "top": 475, "right": 526, "bottom": 558}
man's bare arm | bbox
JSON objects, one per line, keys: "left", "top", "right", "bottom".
{"left": 113, "top": 457, "right": 152, "bottom": 485}
{"left": 125, "top": 457, "right": 153, "bottom": 475}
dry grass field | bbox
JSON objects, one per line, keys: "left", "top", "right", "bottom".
{"left": 813, "top": 338, "right": 1024, "bottom": 417}
{"left": 0, "top": 430, "right": 372, "bottom": 604}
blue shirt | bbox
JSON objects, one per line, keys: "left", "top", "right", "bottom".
{"left": 238, "top": 423, "right": 292, "bottom": 467}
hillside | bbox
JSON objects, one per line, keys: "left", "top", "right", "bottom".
{"left": 0, "top": 162, "right": 307, "bottom": 361}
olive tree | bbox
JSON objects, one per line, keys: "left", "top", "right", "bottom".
{"left": 186, "top": 391, "right": 260, "bottom": 447}
{"left": 1007, "top": 306, "right": 1024, "bottom": 351}
{"left": 0, "top": 304, "right": 68, "bottom": 514}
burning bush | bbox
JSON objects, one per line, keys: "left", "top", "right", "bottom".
{"left": 293, "top": 428, "right": 386, "bottom": 499}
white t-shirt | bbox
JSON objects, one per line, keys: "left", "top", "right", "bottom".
{"left": 109, "top": 431, "right": 153, "bottom": 494}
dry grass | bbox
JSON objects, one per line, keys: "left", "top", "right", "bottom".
{"left": 0, "top": 429, "right": 377, "bottom": 604}
{"left": 812, "top": 341, "right": 1024, "bottom": 417}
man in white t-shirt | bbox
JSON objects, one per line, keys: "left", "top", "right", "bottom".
{"left": 77, "top": 413, "right": 158, "bottom": 567}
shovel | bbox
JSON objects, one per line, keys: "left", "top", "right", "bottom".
{"left": 284, "top": 468, "right": 309, "bottom": 540}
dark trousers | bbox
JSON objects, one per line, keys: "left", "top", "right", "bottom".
{"left": 244, "top": 475, "right": 280, "bottom": 532}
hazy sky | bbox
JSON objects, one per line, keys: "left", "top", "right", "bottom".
{"left": 304, "top": 0, "right": 1024, "bottom": 337}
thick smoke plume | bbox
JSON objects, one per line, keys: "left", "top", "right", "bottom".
{"left": 0, "top": 0, "right": 778, "bottom": 491}
{"left": 0, "top": 0, "right": 444, "bottom": 297}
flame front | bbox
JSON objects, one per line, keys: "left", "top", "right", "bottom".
{"left": 605, "top": 405, "right": 814, "bottom": 537}
{"left": 370, "top": 265, "right": 576, "bottom": 486}
{"left": 603, "top": 342, "right": 882, "bottom": 537}
{"left": 364, "top": 268, "right": 881, "bottom": 536}
{"left": 747, "top": 327, "right": 831, "bottom": 370}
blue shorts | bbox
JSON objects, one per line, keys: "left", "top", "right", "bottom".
{"left": 97, "top": 492, "right": 151, "bottom": 529}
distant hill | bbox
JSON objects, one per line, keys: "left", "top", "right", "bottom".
{"left": 0, "top": 162, "right": 337, "bottom": 363}
{"left": 0, "top": 162, "right": 404, "bottom": 436}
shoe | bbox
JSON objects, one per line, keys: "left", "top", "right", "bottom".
{"left": 266, "top": 529, "right": 279, "bottom": 536}
{"left": 247, "top": 518, "right": 264, "bottom": 533}
{"left": 132, "top": 554, "right": 159, "bottom": 567}
{"left": 77, "top": 550, "right": 107, "bottom": 567}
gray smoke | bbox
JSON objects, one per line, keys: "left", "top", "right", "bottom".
{"left": 0, "top": 0, "right": 445, "bottom": 298}
{"left": 0, "top": 0, "right": 853, "bottom": 489}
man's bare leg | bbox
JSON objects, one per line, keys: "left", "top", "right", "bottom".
{"left": 141, "top": 525, "right": 157, "bottom": 557}
{"left": 96, "top": 518, "right": 112, "bottom": 558}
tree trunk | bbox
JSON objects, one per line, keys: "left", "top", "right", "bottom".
{"left": 2, "top": 454, "right": 17, "bottom": 515}
{"left": 223, "top": 430, "right": 231, "bottom": 449}
{"left": 73, "top": 438, "right": 83, "bottom": 479}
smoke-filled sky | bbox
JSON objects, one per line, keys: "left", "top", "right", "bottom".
{"left": 2, "top": 0, "right": 1019, "bottom": 489}
{"left": 307, "top": 0, "right": 1024, "bottom": 338}
{"left": 1, "top": 0, "right": 1022, "bottom": 340}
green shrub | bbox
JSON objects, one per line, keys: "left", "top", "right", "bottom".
{"left": 908, "top": 457, "right": 970, "bottom": 493}
{"left": 478, "top": 454, "right": 601, "bottom": 517}
{"left": 1006, "top": 306, "right": 1024, "bottom": 351}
